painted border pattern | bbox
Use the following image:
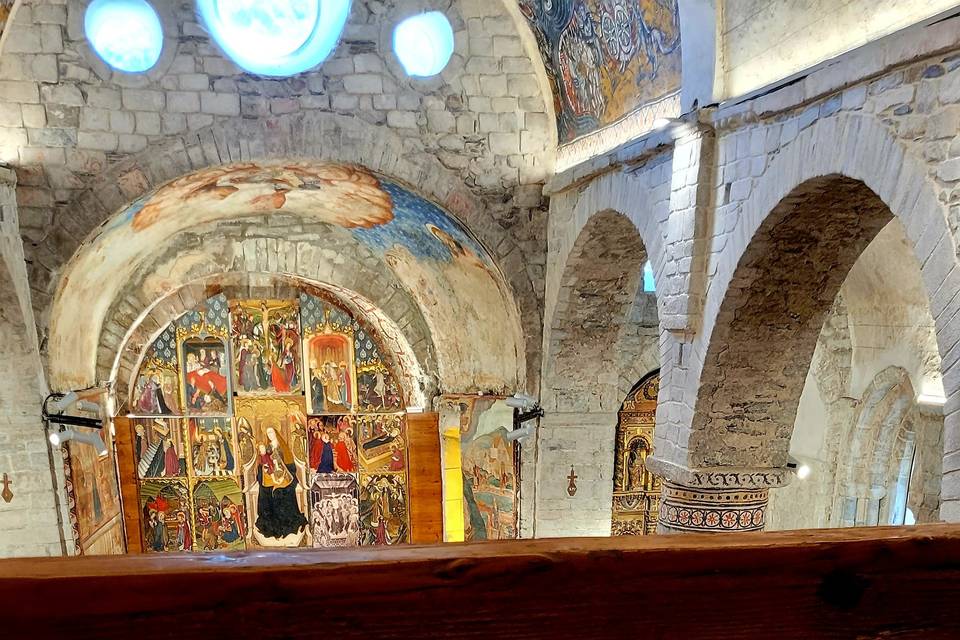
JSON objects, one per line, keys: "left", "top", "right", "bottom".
{"left": 658, "top": 481, "right": 768, "bottom": 533}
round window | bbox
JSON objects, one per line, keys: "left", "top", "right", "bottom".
{"left": 84, "top": 0, "right": 164, "bottom": 73}
{"left": 393, "top": 11, "right": 454, "bottom": 77}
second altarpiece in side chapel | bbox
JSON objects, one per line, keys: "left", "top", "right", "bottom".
{"left": 611, "top": 371, "right": 662, "bottom": 535}
{"left": 125, "top": 289, "right": 411, "bottom": 552}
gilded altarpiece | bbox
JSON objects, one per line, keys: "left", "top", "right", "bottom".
{"left": 611, "top": 371, "right": 661, "bottom": 535}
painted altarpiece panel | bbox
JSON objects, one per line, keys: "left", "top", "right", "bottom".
{"left": 130, "top": 324, "right": 181, "bottom": 415}
{"left": 359, "top": 473, "right": 409, "bottom": 546}
{"left": 357, "top": 414, "right": 407, "bottom": 473}
{"left": 301, "top": 293, "right": 357, "bottom": 414}
{"left": 177, "top": 294, "right": 232, "bottom": 416}
{"left": 235, "top": 396, "right": 311, "bottom": 547}
{"left": 440, "top": 397, "right": 519, "bottom": 541}
{"left": 230, "top": 299, "right": 302, "bottom": 396}
{"left": 309, "top": 473, "right": 360, "bottom": 548}
{"left": 187, "top": 417, "right": 237, "bottom": 477}
{"left": 191, "top": 478, "right": 246, "bottom": 552}
{"left": 611, "top": 371, "right": 661, "bottom": 535}
{"left": 139, "top": 479, "right": 192, "bottom": 553}
{"left": 308, "top": 415, "right": 358, "bottom": 477}
{"left": 133, "top": 417, "right": 187, "bottom": 479}
{"left": 354, "top": 324, "right": 403, "bottom": 413}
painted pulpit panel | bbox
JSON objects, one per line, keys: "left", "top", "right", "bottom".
{"left": 359, "top": 473, "right": 409, "bottom": 545}
{"left": 133, "top": 417, "right": 186, "bottom": 479}
{"left": 191, "top": 478, "right": 246, "bottom": 552}
{"left": 139, "top": 479, "right": 192, "bottom": 552}
{"left": 235, "top": 396, "right": 311, "bottom": 547}
{"left": 230, "top": 299, "right": 302, "bottom": 396}
{"left": 131, "top": 324, "right": 181, "bottom": 415}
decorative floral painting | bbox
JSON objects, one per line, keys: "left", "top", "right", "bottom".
{"left": 310, "top": 473, "right": 361, "bottom": 548}
{"left": 359, "top": 474, "right": 409, "bottom": 546}
{"left": 133, "top": 418, "right": 187, "bottom": 479}
{"left": 518, "top": 0, "right": 682, "bottom": 143}
{"left": 231, "top": 300, "right": 302, "bottom": 396}
{"left": 128, "top": 289, "right": 412, "bottom": 552}
{"left": 187, "top": 418, "right": 237, "bottom": 477}
{"left": 192, "top": 478, "right": 246, "bottom": 551}
{"left": 236, "top": 396, "right": 311, "bottom": 547}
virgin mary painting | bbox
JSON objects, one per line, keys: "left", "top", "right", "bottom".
{"left": 255, "top": 426, "right": 308, "bottom": 539}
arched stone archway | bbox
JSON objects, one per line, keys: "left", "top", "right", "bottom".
{"left": 650, "top": 113, "right": 958, "bottom": 531}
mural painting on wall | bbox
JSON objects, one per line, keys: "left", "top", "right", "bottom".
{"left": 612, "top": 371, "right": 662, "bottom": 535}
{"left": 441, "top": 397, "right": 519, "bottom": 541}
{"left": 231, "top": 300, "right": 302, "bottom": 396}
{"left": 126, "top": 289, "right": 413, "bottom": 552}
{"left": 188, "top": 418, "right": 236, "bottom": 477}
{"left": 65, "top": 426, "right": 123, "bottom": 553}
{"left": 131, "top": 325, "right": 181, "bottom": 415}
{"left": 359, "top": 473, "right": 409, "bottom": 545}
{"left": 140, "top": 479, "right": 192, "bottom": 552}
{"left": 236, "top": 396, "right": 311, "bottom": 547}
{"left": 301, "top": 293, "right": 357, "bottom": 414}
{"left": 134, "top": 418, "right": 186, "bottom": 479}
{"left": 519, "top": 0, "right": 682, "bottom": 143}
{"left": 192, "top": 478, "right": 246, "bottom": 551}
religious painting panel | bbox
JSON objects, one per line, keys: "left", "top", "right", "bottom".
{"left": 130, "top": 324, "right": 181, "bottom": 415}
{"left": 235, "top": 396, "right": 311, "bottom": 547}
{"left": 139, "top": 479, "right": 192, "bottom": 553}
{"left": 356, "top": 414, "right": 406, "bottom": 473}
{"left": 517, "top": 0, "right": 682, "bottom": 143}
{"left": 442, "top": 397, "right": 518, "bottom": 541}
{"left": 309, "top": 473, "right": 360, "bottom": 548}
{"left": 187, "top": 417, "right": 238, "bottom": 477}
{"left": 133, "top": 417, "right": 187, "bottom": 479}
{"left": 230, "top": 299, "right": 303, "bottom": 396}
{"left": 359, "top": 473, "right": 409, "bottom": 546}
{"left": 301, "top": 293, "right": 357, "bottom": 413}
{"left": 355, "top": 325, "right": 403, "bottom": 413}
{"left": 178, "top": 336, "right": 231, "bottom": 416}
{"left": 308, "top": 415, "right": 358, "bottom": 478}
{"left": 191, "top": 478, "right": 246, "bottom": 552}
{"left": 66, "top": 426, "right": 122, "bottom": 547}
{"left": 612, "top": 371, "right": 661, "bottom": 536}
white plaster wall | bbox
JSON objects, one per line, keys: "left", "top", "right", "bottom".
{"left": 721, "top": 0, "right": 960, "bottom": 98}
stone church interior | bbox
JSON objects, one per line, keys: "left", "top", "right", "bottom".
{"left": 2, "top": 0, "right": 960, "bottom": 637}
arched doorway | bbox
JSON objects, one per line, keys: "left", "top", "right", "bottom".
{"left": 611, "top": 370, "right": 661, "bottom": 535}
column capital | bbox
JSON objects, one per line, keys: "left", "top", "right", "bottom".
{"left": 646, "top": 456, "right": 793, "bottom": 490}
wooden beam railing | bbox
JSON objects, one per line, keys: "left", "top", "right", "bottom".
{"left": 3, "top": 524, "right": 960, "bottom": 638}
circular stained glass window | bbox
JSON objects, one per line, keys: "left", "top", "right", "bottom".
{"left": 196, "top": 0, "right": 351, "bottom": 77}
{"left": 84, "top": 0, "right": 164, "bottom": 73}
{"left": 393, "top": 11, "right": 454, "bottom": 77}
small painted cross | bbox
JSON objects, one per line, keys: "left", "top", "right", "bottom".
{"left": 566, "top": 466, "right": 577, "bottom": 497}
{"left": 1, "top": 473, "right": 12, "bottom": 503}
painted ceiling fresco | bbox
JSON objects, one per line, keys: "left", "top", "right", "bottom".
{"left": 51, "top": 162, "right": 524, "bottom": 394}
{"left": 519, "top": 0, "right": 682, "bottom": 144}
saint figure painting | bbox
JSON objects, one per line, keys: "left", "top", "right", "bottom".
{"left": 231, "top": 300, "right": 302, "bottom": 395}
{"left": 179, "top": 337, "right": 231, "bottom": 415}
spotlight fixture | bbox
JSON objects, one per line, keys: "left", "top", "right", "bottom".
{"left": 505, "top": 423, "right": 536, "bottom": 442}
{"left": 796, "top": 464, "right": 811, "bottom": 480}
{"left": 48, "top": 429, "right": 108, "bottom": 456}
{"left": 506, "top": 392, "right": 544, "bottom": 442}
{"left": 787, "top": 455, "right": 812, "bottom": 480}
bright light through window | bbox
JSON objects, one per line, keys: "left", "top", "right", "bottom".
{"left": 197, "top": 0, "right": 350, "bottom": 77}
{"left": 643, "top": 260, "right": 656, "bottom": 293}
{"left": 393, "top": 11, "right": 454, "bottom": 77}
{"left": 84, "top": 0, "right": 164, "bottom": 73}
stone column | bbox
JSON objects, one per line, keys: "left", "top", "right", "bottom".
{"left": 646, "top": 458, "right": 790, "bottom": 533}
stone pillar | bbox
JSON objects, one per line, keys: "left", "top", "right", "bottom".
{"left": 647, "top": 458, "right": 789, "bottom": 533}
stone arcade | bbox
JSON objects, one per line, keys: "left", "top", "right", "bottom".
{"left": 0, "top": 0, "right": 959, "bottom": 574}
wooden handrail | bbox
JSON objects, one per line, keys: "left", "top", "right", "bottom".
{"left": 3, "top": 524, "right": 960, "bottom": 638}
